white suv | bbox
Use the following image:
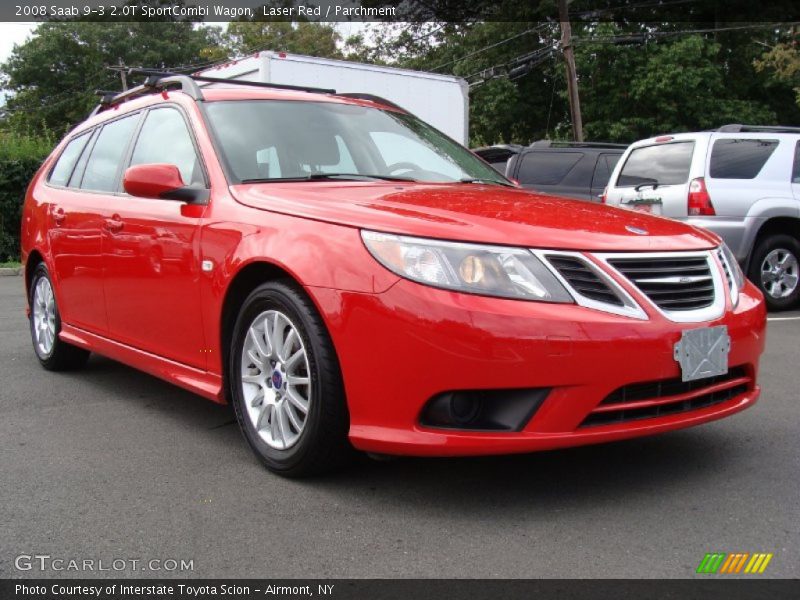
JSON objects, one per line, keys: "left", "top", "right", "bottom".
{"left": 604, "top": 124, "right": 800, "bottom": 310}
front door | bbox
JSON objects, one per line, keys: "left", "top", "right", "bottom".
{"left": 102, "top": 106, "right": 208, "bottom": 369}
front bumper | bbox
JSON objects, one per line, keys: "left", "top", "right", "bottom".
{"left": 310, "top": 277, "right": 766, "bottom": 457}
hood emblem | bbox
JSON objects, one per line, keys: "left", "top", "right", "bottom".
{"left": 625, "top": 225, "right": 649, "bottom": 235}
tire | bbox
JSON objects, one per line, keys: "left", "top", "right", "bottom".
{"left": 748, "top": 233, "right": 800, "bottom": 311}
{"left": 228, "top": 280, "right": 352, "bottom": 477}
{"left": 29, "top": 263, "right": 90, "bottom": 371}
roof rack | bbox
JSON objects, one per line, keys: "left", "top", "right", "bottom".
{"left": 529, "top": 140, "right": 628, "bottom": 149}
{"left": 89, "top": 72, "right": 203, "bottom": 116}
{"left": 89, "top": 69, "right": 337, "bottom": 117}
{"left": 717, "top": 124, "right": 800, "bottom": 134}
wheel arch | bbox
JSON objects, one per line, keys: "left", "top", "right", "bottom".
{"left": 24, "top": 248, "right": 45, "bottom": 300}
{"left": 218, "top": 260, "right": 339, "bottom": 404}
{"left": 746, "top": 215, "right": 800, "bottom": 273}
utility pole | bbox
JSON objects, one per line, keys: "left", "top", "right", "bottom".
{"left": 118, "top": 59, "right": 128, "bottom": 91}
{"left": 558, "top": 0, "right": 584, "bottom": 142}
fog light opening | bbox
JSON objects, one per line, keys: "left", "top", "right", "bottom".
{"left": 419, "top": 388, "right": 551, "bottom": 432}
{"left": 450, "top": 393, "right": 481, "bottom": 425}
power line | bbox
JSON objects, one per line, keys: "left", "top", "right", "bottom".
{"left": 574, "top": 22, "right": 798, "bottom": 44}
{"left": 570, "top": 0, "right": 699, "bottom": 19}
{"left": 431, "top": 24, "right": 552, "bottom": 73}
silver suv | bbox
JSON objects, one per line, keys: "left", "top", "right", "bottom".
{"left": 604, "top": 124, "right": 800, "bottom": 310}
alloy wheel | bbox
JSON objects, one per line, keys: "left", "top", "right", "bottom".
{"left": 760, "top": 248, "right": 799, "bottom": 299}
{"left": 240, "top": 310, "right": 312, "bottom": 450}
{"left": 32, "top": 276, "right": 56, "bottom": 357}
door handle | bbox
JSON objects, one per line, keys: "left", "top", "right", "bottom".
{"left": 53, "top": 207, "right": 66, "bottom": 225}
{"left": 105, "top": 215, "right": 124, "bottom": 233}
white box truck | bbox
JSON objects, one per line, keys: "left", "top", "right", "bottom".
{"left": 195, "top": 51, "right": 470, "bottom": 144}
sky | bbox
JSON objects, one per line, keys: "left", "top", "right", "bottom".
{"left": 0, "top": 22, "right": 37, "bottom": 63}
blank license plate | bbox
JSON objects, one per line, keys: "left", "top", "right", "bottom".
{"left": 673, "top": 326, "right": 730, "bottom": 382}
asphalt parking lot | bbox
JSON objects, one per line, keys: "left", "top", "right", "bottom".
{"left": 0, "top": 275, "right": 798, "bottom": 579}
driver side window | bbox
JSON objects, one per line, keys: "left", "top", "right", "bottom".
{"left": 130, "top": 107, "right": 204, "bottom": 186}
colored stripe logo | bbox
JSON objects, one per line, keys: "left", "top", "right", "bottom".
{"left": 697, "top": 553, "right": 773, "bottom": 574}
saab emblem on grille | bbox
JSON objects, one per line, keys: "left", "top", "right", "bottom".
{"left": 625, "top": 225, "right": 648, "bottom": 235}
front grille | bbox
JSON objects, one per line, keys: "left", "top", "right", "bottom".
{"left": 579, "top": 367, "right": 749, "bottom": 428}
{"left": 547, "top": 256, "right": 624, "bottom": 307}
{"left": 718, "top": 249, "right": 736, "bottom": 296}
{"left": 608, "top": 255, "right": 715, "bottom": 311}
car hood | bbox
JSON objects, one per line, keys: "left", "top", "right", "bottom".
{"left": 229, "top": 181, "right": 719, "bottom": 252}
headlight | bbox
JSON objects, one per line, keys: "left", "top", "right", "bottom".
{"left": 719, "top": 242, "right": 745, "bottom": 306}
{"left": 361, "top": 230, "right": 573, "bottom": 302}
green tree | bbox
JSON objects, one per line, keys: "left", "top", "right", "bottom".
{"left": 755, "top": 39, "right": 800, "bottom": 109}
{"left": 223, "top": 21, "right": 342, "bottom": 58}
{"left": 1, "top": 10, "right": 222, "bottom": 134}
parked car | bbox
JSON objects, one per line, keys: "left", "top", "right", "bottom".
{"left": 604, "top": 124, "right": 800, "bottom": 310}
{"left": 22, "top": 74, "right": 766, "bottom": 477}
{"left": 507, "top": 141, "right": 626, "bottom": 201}
{"left": 472, "top": 144, "right": 523, "bottom": 175}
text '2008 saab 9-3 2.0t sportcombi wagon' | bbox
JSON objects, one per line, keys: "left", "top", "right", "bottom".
{"left": 21, "top": 72, "right": 767, "bottom": 477}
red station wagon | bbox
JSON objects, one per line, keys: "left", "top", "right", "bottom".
{"left": 21, "top": 73, "right": 767, "bottom": 476}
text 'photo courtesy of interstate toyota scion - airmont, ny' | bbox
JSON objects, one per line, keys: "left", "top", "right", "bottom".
{"left": 21, "top": 71, "right": 766, "bottom": 477}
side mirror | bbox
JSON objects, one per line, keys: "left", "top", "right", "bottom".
{"left": 123, "top": 164, "right": 207, "bottom": 203}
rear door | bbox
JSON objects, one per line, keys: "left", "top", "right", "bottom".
{"left": 47, "top": 114, "right": 143, "bottom": 334}
{"left": 607, "top": 139, "right": 696, "bottom": 217}
{"left": 102, "top": 105, "right": 208, "bottom": 369}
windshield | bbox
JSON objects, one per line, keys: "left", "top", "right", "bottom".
{"left": 204, "top": 100, "right": 509, "bottom": 185}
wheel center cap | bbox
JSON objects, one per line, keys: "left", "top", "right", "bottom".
{"left": 272, "top": 370, "right": 283, "bottom": 388}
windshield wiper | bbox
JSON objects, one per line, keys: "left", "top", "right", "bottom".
{"left": 458, "top": 177, "right": 515, "bottom": 187}
{"left": 240, "top": 173, "right": 418, "bottom": 184}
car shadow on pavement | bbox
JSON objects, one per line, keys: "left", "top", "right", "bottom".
{"left": 310, "top": 430, "right": 741, "bottom": 515}
{"left": 72, "top": 355, "right": 743, "bottom": 514}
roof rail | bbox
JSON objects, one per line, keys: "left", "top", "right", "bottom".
{"left": 336, "top": 93, "right": 405, "bottom": 112}
{"left": 191, "top": 72, "right": 335, "bottom": 95}
{"left": 89, "top": 69, "right": 336, "bottom": 117}
{"left": 529, "top": 140, "right": 628, "bottom": 149}
{"left": 717, "top": 124, "right": 800, "bottom": 134}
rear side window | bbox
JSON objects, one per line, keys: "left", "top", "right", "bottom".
{"left": 709, "top": 138, "right": 778, "bottom": 179}
{"left": 80, "top": 114, "right": 139, "bottom": 192}
{"left": 793, "top": 141, "right": 800, "bottom": 184}
{"left": 49, "top": 133, "right": 90, "bottom": 187}
{"left": 591, "top": 153, "right": 621, "bottom": 189}
{"left": 616, "top": 142, "right": 694, "bottom": 187}
{"left": 517, "top": 152, "right": 582, "bottom": 186}
{"left": 130, "top": 108, "right": 204, "bottom": 186}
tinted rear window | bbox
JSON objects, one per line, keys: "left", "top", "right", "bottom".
{"left": 616, "top": 142, "right": 694, "bottom": 187}
{"left": 517, "top": 152, "right": 583, "bottom": 186}
{"left": 709, "top": 138, "right": 778, "bottom": 179}
{"left": 794, "top": 141, "right": 800, "bottom": 184}
{"left": 591, "top": 153, "right": 621, "bottom": 189}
